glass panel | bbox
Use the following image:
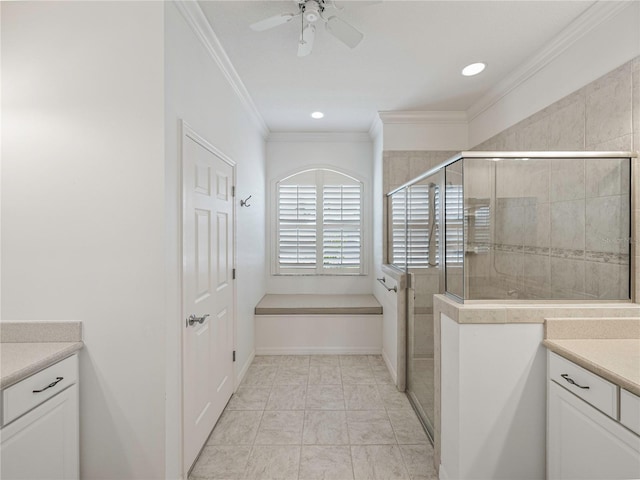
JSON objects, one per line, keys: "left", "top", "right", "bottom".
{"left": 462, "top": 156, "right": 631, "bottom": 301}
{"left": 444, "top": 160, "right": 464, "bottom": 299}
{"left": 405, "top": 172, "right": 443, "bottom": 442}
{"left": 388, "top": 188, "right": 408, "bottom": 271}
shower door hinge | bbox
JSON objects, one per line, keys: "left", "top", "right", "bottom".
{"left": 233, "top": 350, "right": 236, "bottom": 362}
{"left": 232, "top": 268, "right": 236, "bottom": 280}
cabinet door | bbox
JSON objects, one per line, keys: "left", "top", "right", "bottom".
{"left": 548, "top": 381, "right": 640, "bottom": 480}
{"left": 1, "top": 384, "right": 79, "bottom": 480}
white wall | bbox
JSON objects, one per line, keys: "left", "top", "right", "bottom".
{"left": 266, "top": 133, "right": 373, "bottom": 294}
{"left": 468, "top": 1, "right": 640, "bottom": 147}
{"left": 381, "top": 120, "right": 468, "bottom": 151}
{"left": 1, "top": 2, "right": 166, "bottom": 478}
{"left": 164, "top": 2, "right": 267, "bottom": 477}
{"left": 440, "top": 314, "right": 546, "bottom": 480}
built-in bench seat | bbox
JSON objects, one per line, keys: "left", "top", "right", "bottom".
{"left": 253, "top": 294, "right": 383, "bottom": 356}
{"left": 255, "top": 294, "right": 383, "bottom": 316}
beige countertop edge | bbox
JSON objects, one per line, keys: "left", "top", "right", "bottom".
{"left": 1, "top": 342, "right": 84, "bottom": 390}
{"left": 543, "top": 339, "right": 640, "bottom": 397}
{"left": 434, "top": 295, "right": 640, "bottom": 325}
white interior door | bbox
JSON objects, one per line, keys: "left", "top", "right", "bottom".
{"left": 182, "top": 123, "right": 235, "bottom": 475}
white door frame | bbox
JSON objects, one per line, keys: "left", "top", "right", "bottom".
{"left": 179, "top": 119, "right": 237, "bottom": 477}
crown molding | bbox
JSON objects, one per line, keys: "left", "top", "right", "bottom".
{"left": 378, "top": 111, "right": 468, "bottom": 125}
{"left": 268, "top": 132, "right": 372, "bottom": 143}
{"left": 174, "top": 0, "right": 270, "bottom": 138}
{"left": 467, "top": 1, "right": 631, "bottom": 122}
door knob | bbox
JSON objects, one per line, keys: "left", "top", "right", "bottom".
{"left": 187, "top": 313, "right": 210, "bottom": 327}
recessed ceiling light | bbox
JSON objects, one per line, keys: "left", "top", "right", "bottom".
{"left": 462, "top": 62, "right": 486, "bottom": 77}
{"left": 311, "top": 111, "right": 324, "bottom": 119}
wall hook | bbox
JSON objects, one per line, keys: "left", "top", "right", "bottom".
{"left": 240, "top": 195, "right": 252, "bottom": 207}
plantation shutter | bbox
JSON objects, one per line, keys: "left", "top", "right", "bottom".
{"left": 445, "top": 184, "right": 464, "bottom": 264}
{"left": 276, "top": 169, "right": 363, "bottom": 275}
{"left": 278, "top": 185, "right": 317, "bottom": 268}
{"left": 322, "top": 184, "right": 362, "bottom": 269}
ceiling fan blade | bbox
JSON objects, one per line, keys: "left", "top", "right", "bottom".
{"left": 297, "top": 24, "right": 315, "bottom": 57}
{"left": 325, "top": 15, "right": 363, "bottom": 48}
{"left": 250, "top": 13, "right": 297, "bottom": 32}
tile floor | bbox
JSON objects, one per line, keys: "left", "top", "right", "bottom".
{"left": 189, "top": 355, "right": 438, "bottom": 480}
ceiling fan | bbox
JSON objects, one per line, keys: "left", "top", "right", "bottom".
{"left": 250, "top": 0, "right": 365, "bottom": 57}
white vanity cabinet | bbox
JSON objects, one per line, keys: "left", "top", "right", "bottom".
{"left": 0, "top": 354, "right": 79, "bottom": 480}
{"left": 547, "top": 351, "right": 640, "bottom": 480}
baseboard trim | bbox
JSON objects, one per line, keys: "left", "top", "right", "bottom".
{"left": 235, "top": 349, "right": 255, "bottom": 390}
{"left": 255, "top": 347, "right": 382, "bottom": 355}
{"left": 382, "top": 348, "right": 398, "bottom": 385}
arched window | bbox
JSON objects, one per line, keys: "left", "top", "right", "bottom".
{"left": 275, "top": 168, "right": 364, "bottom": 275}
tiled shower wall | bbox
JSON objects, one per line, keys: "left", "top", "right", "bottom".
{"left": 473, "top": 56, "right": 639, "bottom": 301}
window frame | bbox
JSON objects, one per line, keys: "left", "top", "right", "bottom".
{"left": 272, "top": 167, "right": 366, "bottom": 276}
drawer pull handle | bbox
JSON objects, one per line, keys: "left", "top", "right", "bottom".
{"left": 561, "top": 373, "right": 589, "bottom": 390}
{"left": 32, "top": 377, "right": 64, "bottom": 393}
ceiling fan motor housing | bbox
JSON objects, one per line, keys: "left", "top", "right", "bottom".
{"left": 302, "top": 0, "right": 323, "bottom": 23}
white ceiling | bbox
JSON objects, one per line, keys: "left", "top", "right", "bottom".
{"left": 199, "top": 0, "right": 595, "bottom": 132}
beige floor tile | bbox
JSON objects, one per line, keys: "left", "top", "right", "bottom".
{"left": 306, "top": 385, "right": 345, "bottom": 410}
{"left": 342, "top": 366, "right": 376, "bottom": 384}
{"left": 309, "top": 365, "right": 342, "bottom": 385}
{"left": 351, "top": 445, "right": 410, "bottom": 480}
{"left": 299, "top": 446, "right": 354, "bottom": 480}
{"left": 226, "top": 386, "right": 271, "bottom": 410}
{"left": 347, "top": 410, "right": 396, "bottom": 445}
{"left": 388, "top": 410, "right": 429, "bottom": 444}
{"left": 243, "top": 446, "right": 300, "bottom": 480}
{"left": 310, "top": 355, "right": 340, "bottom": 367}
{"left": 303, "top": 410, "right": 349, "bottom": 445}
{"left": 274, "top": 367, "right": 309, "bottom": 386}
{"left": 399, "top": 444, "right": 437, "bottom": 479}
{"left": 189, "top": 445, "right": 251, "bottom": 480}
{"left": 344, "top": 384, "right": 384, "bottom": 410}
{"left": 255, "top": 411, "right": 304, "bottom": 445}
{"left": 340, "top": 355, "right": 371, "bottom": 367}
{"left": 266, "top": 385, "right": 307, "bottom": 410}
{"left": 281, "top": 355, "right": 311, "bottom": 368}
{"left": 207, "top": 410, "right": 262, "bottom": 445}
{"left": 378, "top": 384, "right": 412, "bottom": 410}
{"left": 252, "top": 355, "right": 284, "bottom": 366}
{"left": 371, "top": 366, "right": 394, "bottom": 385}
{"left": 243, "top": 365, "right": 278, "bottom": 386}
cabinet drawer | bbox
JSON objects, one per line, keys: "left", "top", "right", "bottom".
{"left": 2, "top": 355, "right": 78, "bottom": 426}
{"left": 549, "top": 351, "right": 618, "bottom": 418}
{"left": 620, "top": 389, "right": 640, "bottom": 436}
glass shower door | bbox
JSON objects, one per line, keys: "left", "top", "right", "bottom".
{"left": 405, "top": 171, "right": 444, "bottom": 441}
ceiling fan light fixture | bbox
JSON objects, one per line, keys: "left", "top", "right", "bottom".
{"left": 462, "top": 62, "right": 486, "bottom": 76}
{"left": 311, "top": 111, "right": 325, "bottom": 119}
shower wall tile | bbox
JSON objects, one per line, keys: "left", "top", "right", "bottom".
{"left": 496, "top": 160, "right": 549, "bottom": 205}
{"left": 585, "top": 158, "right": 631, "bottom": 198}
{"left": 551, "top": 257, "right": 586, "bottom": 299}
{"left": 585, "top": 261, "right": 630, "bottom": 300}
{"left": 494, "top": 251, "right": 524, "bottom": 288}
{"left": 585, "top": 66, "right": 633, "bottom": 147}
{"left": 387, "top": 156, "right": 411, "bottom": 187}
{"left": 550, "top": 199, "right": 585, "bottom": 251}
{"left": 585, "top": 195, "right": 630, "bottom": 254}
{"left": 495, "top": 203, "right": 525, "bottom": 246}
{"left": 517, "top": 99, "right": 585, "bottom": 150}
{"left": 523, "top": 254, "right": 551, "bottom": 294}
{"left": 550, "top": 159, "right": 585, "bottom": 202}
{"left": 523, "top": 203, "right": 551, "bottom": 249}
{"left": 586, "top": 134, "right": 633, "bottom": 151}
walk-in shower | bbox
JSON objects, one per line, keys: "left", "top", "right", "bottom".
{"left": 387, "top": 151, "right": 634, "bottom": 440}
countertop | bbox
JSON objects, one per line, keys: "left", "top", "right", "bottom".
{"left": 543, "top": 318, "right": 640, "bottom": 396}
{"left": 0, "top": 321, "right": 83, "bottom": 389}
{"left": 1, "top": 342, "right": 84, "bottom": 389}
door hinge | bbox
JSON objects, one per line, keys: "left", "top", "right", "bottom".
{"left": 233, "top": 350, "right": 236, "bottom": 362}
{"left": 232, "top": 186, "right": 236, "bottom": 197}
{"left": 232, "top": 268, "right": 236, "bottom": 280}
